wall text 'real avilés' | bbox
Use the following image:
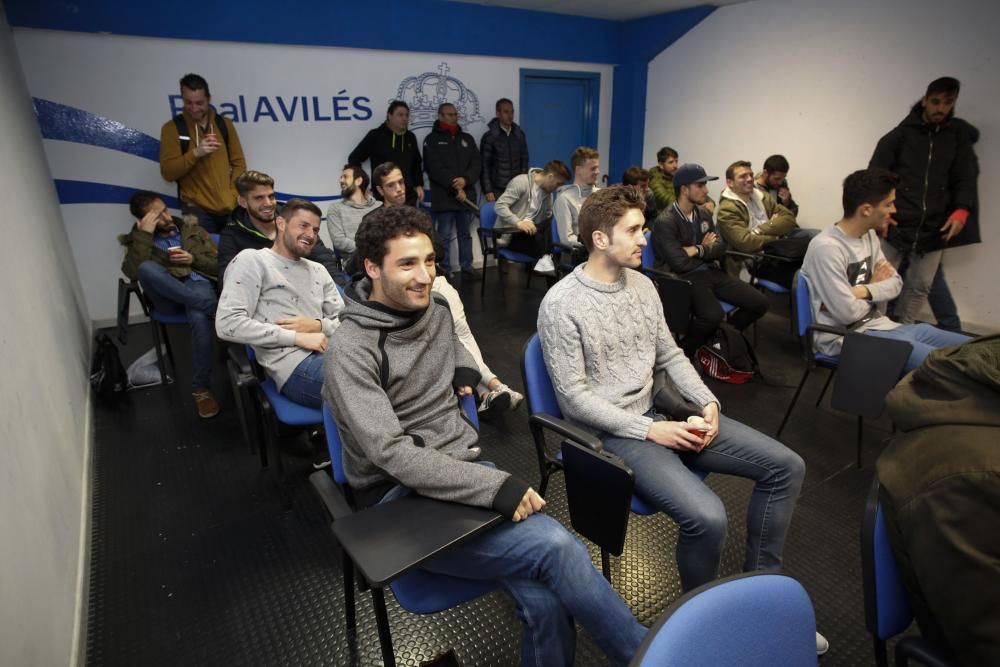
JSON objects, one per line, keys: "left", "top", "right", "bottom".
{"left": 168, "top": 92, "right": 373, "bottom": 123}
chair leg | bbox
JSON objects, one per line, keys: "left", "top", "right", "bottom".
{"left": 149, "top": 320, "right": 169, "bottom": 385}
{"left": 480, "top": 259, "right": 487, "bottom": 298}
{"left": 601, "top": 549, "right": 611, "bottom": 583}
{"left": 371, "top": 587, "right": 397, "bottom": 667}
{"left": 776, "top": 367, "right": 811, "bottom": 438}
{"left": 161, "top": 324, "right": 177, "bottom": 375}
{"left": 874, "top": 638, "right": 889, "bottom": 667}
{"left": 815, "top": 367, "right": 836, "bottom": 406}
{"left": 856, "top": 416, "right": 864, "bottom": 469}
{"left": 343, "top": 551, "right": 357, "bottom": 632}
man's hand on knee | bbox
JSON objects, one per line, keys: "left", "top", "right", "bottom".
{"left": 512, "top": 488, "right": 546, "bottom": 522}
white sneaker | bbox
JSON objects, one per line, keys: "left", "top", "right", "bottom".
{"left": 497, "top": 234, "right": 512, "bottom": 248}
{"left": 477, "top": 387, "right": 511, "bottom": 417}
{"left": 496, "top": 383, "right": 524, "bottom": 410}
{"left": 816, "top": 631, "right": 829, "bottom": 656}
{"left": 533, "top": 254, "right": 556, "bottom": 276}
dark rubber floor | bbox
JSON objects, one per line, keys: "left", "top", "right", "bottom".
{"left": 89, "top": 265, "right": 898, "bottom": 666}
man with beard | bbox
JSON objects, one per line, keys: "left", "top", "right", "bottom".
{"left": 217, "top": 170, "right": 343, "bottom": 285}
{"left": 120, "top": 190, "right": 220, "bottom": 418}
{"left": 325, "top": 164, "right": 381, "bottom": 274}
{"left": 216, "top": 199, "right": 344, "bottom": 408}
{"left": 349, "top": 100, "right": 424, "bottom": 206}
{"left": 869, "top": 76, "right": 980, "bottom": 326}
{"left": 648, "top": 146, "right": 679, "bottom": 210}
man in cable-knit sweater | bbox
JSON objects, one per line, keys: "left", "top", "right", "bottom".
{"left": 539, "top": 187, "right": 818, "bottom": 649}
{"left": 323, "top": 206, "right": 646, "bottom": 667}
{"left": 216, "top": 199, "right": 344, "bottom": 408}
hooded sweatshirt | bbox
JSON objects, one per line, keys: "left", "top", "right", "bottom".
{"left": 348, "top": 123, "right": 424, "bottom": 206}
{"left": 323, "top": 279, "right": 529, "bottom": 516}
{"left": 553, "top": 182, "right": 599, "bottom": 245}
{"left": 876, "top": 335, "right": 1000, "bottom": 666}
{"left": 494, "top": 168, "right": 553, "bottom": 230}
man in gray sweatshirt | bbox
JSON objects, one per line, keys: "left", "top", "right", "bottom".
{"left": 552, "top": 146, "right": 601, "bottom": 247}
{"left": 324, "top": 164, "right": 381, "bottom": 275}
{"left": 537, "top": 185, "right": 823, "bottom": 651}
{"left": 324, "top": 205, "right": 646, "bottom": 667}
{"left": 801, "top": 168, "right": 969, "bottom": 373}
{"left": 494, "top": 160, "right": 569, "bottom": 268}
{"left": 216, "top": 199, "right": 344, "bottom": 407}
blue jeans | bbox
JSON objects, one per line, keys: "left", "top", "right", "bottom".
{"left": 787, "top": 227, "right": 820, "bottom": 240}
{"left": 380, "top": 485, "right": 646, "bottom": 666}
{"left": 865, "top": 324, "right": 971, "bottom": 373}
{"left": 601, "top": 412, "right": 805, "bottom": 592}
{"left": 136, "top": 261, "right": 217, "bottom": 390}
{"left": 279, "top": 352, "right": 324, "bottom": 407}
{"left": 436, "top": 210, "right": 473, "bottom": 272}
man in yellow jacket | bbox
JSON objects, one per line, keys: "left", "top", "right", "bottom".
{"left": 160, "top": 74, "right": 246, "bottom": 233}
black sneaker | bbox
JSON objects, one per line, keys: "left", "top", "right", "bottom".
{"left": 477, "top": 387, "right": 512, "bottom": 418}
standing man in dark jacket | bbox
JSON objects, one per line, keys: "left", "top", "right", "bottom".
{"left": 424, "top": 103, "right": 481, "bottom": 279}
{"left": 651, "top": 164, "right": 768, "bottom": 355}
{"left": 349, "top": 100, "right": 424, "bottom": 206}
{"left": 480, "top": 98, "right": 529, "bottom": 202}
{"left": 869, "top": 77, "right": 979, "bottom": 325}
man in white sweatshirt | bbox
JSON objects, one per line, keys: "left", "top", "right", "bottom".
{"left": 552, "top": 146, "right": 601, "bottom": 247}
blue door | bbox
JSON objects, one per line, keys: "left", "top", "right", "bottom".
{"left": 519, "top": 70, "right": 600, "bottom": 169}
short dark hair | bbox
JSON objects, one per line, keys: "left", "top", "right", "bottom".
{"left": 495, "top": 98, "right": 513, "bottom": 111}
{"left": 235, "top": 170, "right": 275, "bottom": 196}
{"left": 656, "top": 146, "right": 678, "bottom": 163}
{"left": 179, "top": 73, "right": 209, "bottom": 95}
{"left": 372, "top": 162, "right": 401, "bottom": 187}
{"left": 571, "top": 146, "right": 599, "bottom": 170}
{"left": 355, "top": 205, "right": 435, "bottom": 275}
{"left": 926, "top": 77, "right": 960, "bottom": 97}
{"left": 725, "top": 160, "right": 753, "bottom": 181}
{"left": 842, "top": 168, "right": 899, "bottom": 218}
{"left": 578, "top": 185, "right": 645, "bottom": 252}
{"left": 762, "top": 154, "right": 790, "bottom": 174}
{"left": 278, "top": 198, "right": 322, "bottom": 220}
{"left": 344, "top": 164, "right": 370, "bottom": 194}
{"left": 128, "top": 190, "right": 163, "bottom": 219}
{"left": 544, "top": 159, "right": 570, "bottom": 180}
{"left": 622, "top": 166, "right": 649, "bottom": 186}
{"left": 437, "top": 102, "right": 456, "bottom": 114}
{"left": 387, "top": 100, "right": 409, "bottom": 116}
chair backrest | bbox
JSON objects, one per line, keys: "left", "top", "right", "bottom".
{"left": 479, "top": 202, "right": 497, "bottom": 230}
{"left": 793, "top": 271, "right": 813, "bottom": 339}
{"left": 521, "top": 333, "right": 563, "bottom": 419}
{"left": 862, "top": 478, "right": 914, "bottom": 641}
{"left": 322, "top": 394, "right": 479, "bottom": 488}
{"left": 641, "top": 231, "right": 656, "bottom": 272}
{"left": 209, "top": 233, "right": 220, "bottom": 246}
{"left": 632, "top": 572, "right": 818, "bottom": 667}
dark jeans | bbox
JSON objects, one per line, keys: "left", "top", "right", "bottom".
{"left": 184, "top": 203, "right": 231, "bottom": 234}
{"left": 436, "top": 210, "right": 474, "bottom": 272}
{"left": 683, "top": 268, "right": 769, "bottom": 353}
{"left": 136, "top": 261, "right": 217, "bottom": 390}
{"left": 507, "top": 220, "right": 552, "bottom": 260}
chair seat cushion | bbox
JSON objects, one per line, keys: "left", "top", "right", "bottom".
{"left": 815, "top": 353, "right": 840, "bottom": 367}
{"left": 259, "top": 378, "right": 322, "bottom": 425}
{"left": 720, "top": 301, "right": 737, "bottom": 314}
{"left": 756, "top": 279, "right": 790, "bottom": 294}
{"left": 391, "top": 568, "right": 499, "bottom": 614}
{"left": 497, "top": 249, "right": 538, "bottom": 264}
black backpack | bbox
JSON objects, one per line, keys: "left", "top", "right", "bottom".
{"left": 90, "top": 333, "right": 128, "bottom": 399}
{"left": 696, "top": 323, "right": 759, "bottom": 384}
{"left": 757, "top": 235, "right": 810, "bottom": 289}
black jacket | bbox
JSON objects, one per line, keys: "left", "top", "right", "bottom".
{"left": 348, "top": 123, "right": 423, "bottom": 206}
{"left": 870, "top": 106, "right": 980, "bottom": 253}
{"left": 651, "top": 203, "right": 727, "bottom": 276}
{"left": 423, "top": 121, "right": 481, "bottom": 212}
{"left": 217, "top": 208, "right": 344, "bottom": 286}
{"left": 479, "top": 118, "right": 529, "bottom": 196}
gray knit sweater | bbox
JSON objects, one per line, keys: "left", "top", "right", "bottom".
{"left": 538, "top": 264, "right": 717, "bottom": 440}
{"left": 215, "top": 248, "right": 343, "bottom": 390}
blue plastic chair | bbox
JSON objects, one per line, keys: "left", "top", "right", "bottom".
{"left": 631, "top": 571, "right": 818, "bottom": 666}
{"left": 476, "top": 201, "right": 538, "bottom": 297}
{"left": 317, "top": 395, "right": 499, "bottom": 667}
{"left": 521, "top": 333, "right": 707, "bottom": 581}
{"left": 862, "top": 479, "right": 956, "bottom": 667}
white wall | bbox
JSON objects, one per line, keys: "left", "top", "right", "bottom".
{"left": 644, "top": 0, "right": 999, "bottom": 332}
{"left": 13, "top": 29, "right": 614, "bottom": 324}
{"left": 0, "top": 14, "right": 92, "bottom": 667}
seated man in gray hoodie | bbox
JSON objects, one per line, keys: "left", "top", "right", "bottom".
{"left": 553, "top": 146, "right": 601, "bottom": 247}
{"left": 324, "top": 205, "right": 647, "bottom": 667}
{"left": 494, "top": 159, "right": 569, "bottom": 272}
{"left": 324, "top": 164, "right": 381, "bottom": 275}
{"left": 216, "top": 199, "right": 344, "bottom": 408}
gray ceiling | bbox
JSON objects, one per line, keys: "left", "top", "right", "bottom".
{"left": 449, "top": 0, "right": 749, "bottom": 21}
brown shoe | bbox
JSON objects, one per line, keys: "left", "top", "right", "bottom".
{"left": 192, "top": 390, "right": 220, "bottom": 418}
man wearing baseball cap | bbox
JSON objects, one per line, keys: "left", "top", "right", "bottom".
{"left": 651, "top": 164, "right": 768, "bottom": 355}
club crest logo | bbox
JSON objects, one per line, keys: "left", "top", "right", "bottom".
{"left": 395, "top": 62, "right": 484, "bottom": 130}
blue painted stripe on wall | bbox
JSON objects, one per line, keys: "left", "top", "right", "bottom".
{"left": 34, "top": 98, "right": 160, "bottom": 161}
{"left": 55, "top": 179, "right": 180, "bottom": 208}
